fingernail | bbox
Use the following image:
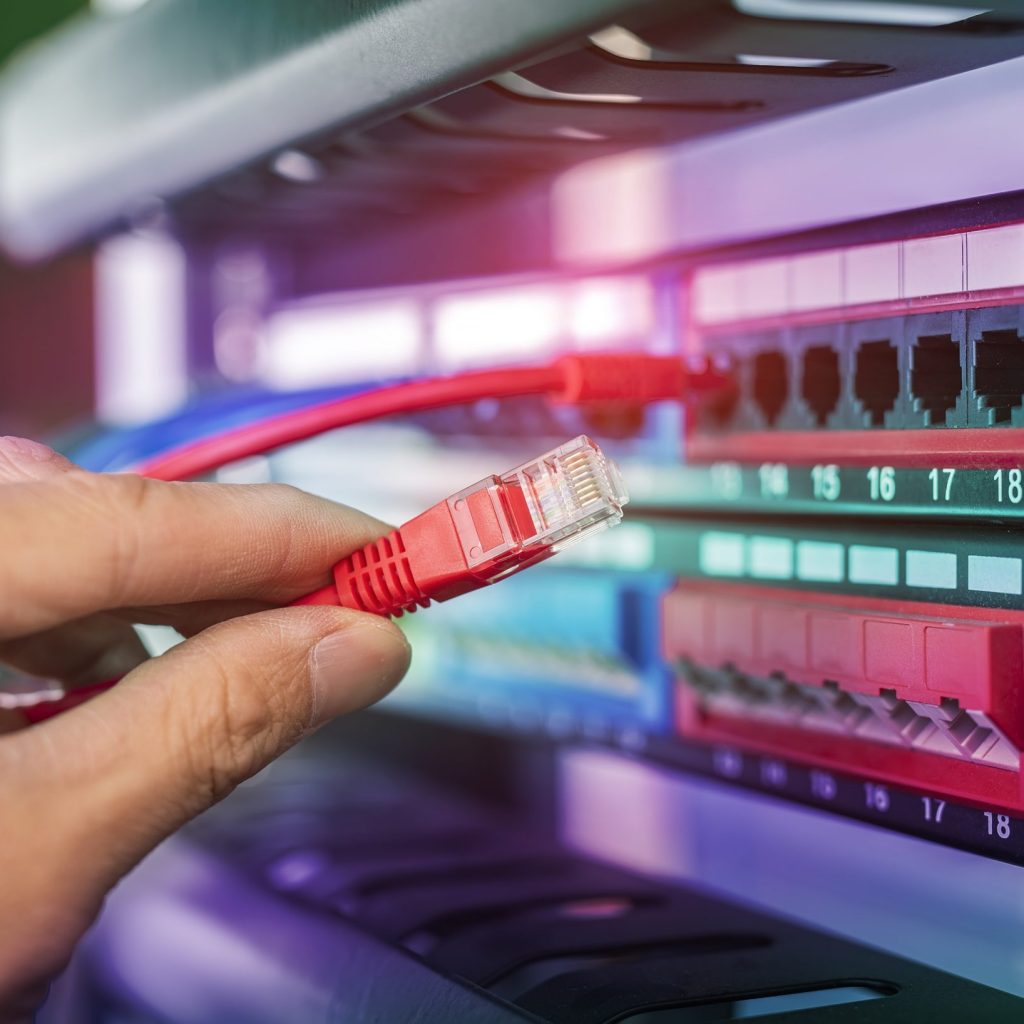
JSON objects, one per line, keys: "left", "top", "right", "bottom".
{"left": 0, "top": 436, "right": 73, "bottom": 481}
{"left": 310, "top": 622, "right": 410, "bottom": 725}
{"left": 0, "top": 436, "right": 57, "bottom": 461}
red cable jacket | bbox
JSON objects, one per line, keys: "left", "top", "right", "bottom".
{"left": 292, "top": 584, "right": 341, "bottom": 606}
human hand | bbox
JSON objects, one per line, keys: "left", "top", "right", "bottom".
{"left": 0, "top": 437, "right": 411, "bottom": 1019}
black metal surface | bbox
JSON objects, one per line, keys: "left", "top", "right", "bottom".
{"left": 85, "top": 726, "right": 1024, "bottom": 1023}
{"left": 5, "top": 0, "right": 1024, "bottom": 261}
{"left": 0, "top": 0, "right": 653, "bottom": 259}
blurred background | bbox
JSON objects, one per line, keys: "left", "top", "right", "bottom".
{"left": 1, "top": 2, "right": 94, "bottom": 438}
{"left": 6, "top": 2, "right": 1024, "bottom": 1021}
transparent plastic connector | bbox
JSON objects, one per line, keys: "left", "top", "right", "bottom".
{"left": 509, "top": 435, "right": 629, "bottom": 551}
{"left": 446, "top": 435, "right": 629, "bottom": 583}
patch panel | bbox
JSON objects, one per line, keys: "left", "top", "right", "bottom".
{"left": 663, "top": 216, "right": 1024, "bottom": 840}
{"left": 664, "top": 580, "right": 1024, "bottom": 813}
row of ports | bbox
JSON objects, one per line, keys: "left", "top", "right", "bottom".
{"left": 682, "top": 662, "right": 1018, "bottom": 772}
{"left": 666, "top": 579, "right": 1024, "bottom": 813}
{"left": 700, "top": 306, "right": 1024, "bottom": 432}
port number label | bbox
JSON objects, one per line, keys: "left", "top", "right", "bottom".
{"left": 921, "top": 797, "right": 946, "bottom": 824}
{"left": 811, "top": 464, "right": 841, "bottom": 502}
{"left": 928, "top": 468, "right": 956, "bottom": 502}
{"left": 709, "top": 461, "right": 743, "bottom": 501}
{"left": 994, "top": 469, "right": 1024, "bottom": 505}
{"left": 810, "top": 770, "right": 837, "bottom": 801}
{"left": 864, "top": 782, "right": 890, "bottom": 813}
{"left": 760, "top": 758, "right": 788, "bottom": 789}
{"left": 867, "top": 466, "right": 896, "bottom": 502}
{"left": 712, "top": 747, "right": 744, "bottom": 779}
{"left": 758, "top": 463, "right": 789, "bottom": 499}
{"left": 984, "top": 811, "right": 1012, "bottom": 839}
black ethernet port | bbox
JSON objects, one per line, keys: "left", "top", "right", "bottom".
{"left": 974, "top": 329, "right": 1024, "bottom": 424}
{"left": 704, "top": 381, "right": 740, "bottom": 428}
{"left": 854, "top": 339, "right": 899, "bottom": 427}
{"left": 752, "top": 350, "right": 788, "bottom": 426}
{"left": 910, "top": 334, "right": 961, "bottom": 426}
{"left": 801, "top": 345, "right": 840, "bottom": 427}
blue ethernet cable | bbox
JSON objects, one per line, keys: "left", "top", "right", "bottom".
{"left": 68, "top": 380, "right": 402, "bottom": 472}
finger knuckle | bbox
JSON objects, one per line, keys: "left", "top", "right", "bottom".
{"left": 252, "top": 484, "right": 309, "bottom": 576}
{"left": 64, "top": 472, "right": 155, "bottom": 605}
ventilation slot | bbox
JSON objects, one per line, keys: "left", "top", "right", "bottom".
{"left": 489, "top": 934, "right": 773, "bottom": 1003}
{"left": 616, "top": 984, "right": 892, "bottom": 1022}
{"left": 588, "top": 26, "right": 890, "bottom": 76}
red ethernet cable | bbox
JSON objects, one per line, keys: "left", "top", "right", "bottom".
{"left": 295, "top": 434, "right": 628, "bottom": 613}
{"left": 138, "top": 353, "right": 722, "bottom": 480}
{"left": 20, "top": 352, "right": 727, "bottom": 723}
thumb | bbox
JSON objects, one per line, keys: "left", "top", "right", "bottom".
{"left": 65, "top": 605, "right": 409, "bottom": 839}
{"left": 115, "top": 606, "right": 411, "bottom": 818}
{"left": 0, "top": 606, "right": 409, "bottom": 983}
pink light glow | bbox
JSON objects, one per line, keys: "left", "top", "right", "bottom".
{"left": 433, "top": 284, "right": 565, "bottom": 369}
{"left": 261, "top": 299, "right": 423, "bottom": 388}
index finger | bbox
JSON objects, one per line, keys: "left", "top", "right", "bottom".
{"left": 0, "top": 471, "right": 388, "bottom": 640}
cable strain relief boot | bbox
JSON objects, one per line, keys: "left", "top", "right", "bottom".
{"left": 553, "top": 354, "right": 679, "bottom": 403}
{"left": 554, "top": 353, "right": 731, "bottom": 404}
{"left": 332, "top": 528, "right": 429, "bottom": 616}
